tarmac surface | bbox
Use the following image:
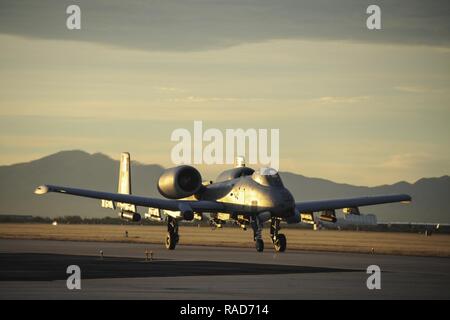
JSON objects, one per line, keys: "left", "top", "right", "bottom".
{"left": 0, "top": 239, "right": 449, "bottom": 299}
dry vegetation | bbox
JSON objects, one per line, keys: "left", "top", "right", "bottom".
{"left": 1, "top": 223, "right": 449, "bottom": 257}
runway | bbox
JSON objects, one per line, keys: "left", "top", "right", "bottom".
{"left": 0, "top": 239, "right": 449, "bottom": 299}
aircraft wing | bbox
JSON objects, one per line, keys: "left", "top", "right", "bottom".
{"left": 295, "top": 194, "right": 411, "bottom": 213}
{"left": 34, "top": 184, "right": 225, "bottom": 213}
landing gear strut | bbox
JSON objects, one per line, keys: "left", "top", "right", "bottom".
{"left": 165, "top": 217, "right": 179, "bottom": 250}
{"left": 251, "top": 216, "right": 264, "bottom": 252}
{"left": 270, "top": 218, "right": 287, "bottom": 252}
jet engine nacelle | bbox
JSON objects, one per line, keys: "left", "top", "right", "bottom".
{"left": 157, "top": 165, "right": 203, "bottom": 199}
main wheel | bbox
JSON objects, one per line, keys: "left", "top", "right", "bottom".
{"left": 274, "top": 233, "right": 287, "bottom": 252}
{"left": 255, "top": 239, "right": 264, "bottom": 252}
{"left": 165, "top": 232, "right": 177, "bottom": 250}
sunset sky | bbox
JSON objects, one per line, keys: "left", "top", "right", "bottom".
{"left": 0, "top": 0, "right": 449, "bottom": 185}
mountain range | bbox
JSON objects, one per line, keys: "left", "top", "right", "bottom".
{"left": 0, "top": 150, "right": 448, "bottom": 223}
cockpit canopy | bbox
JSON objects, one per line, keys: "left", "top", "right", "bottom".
{"left": 252, "top": 168, "right": 284, "bottom": 187}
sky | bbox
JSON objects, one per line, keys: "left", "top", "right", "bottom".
{"left": 0, "top": 0, "right": 449, "bottom": 186}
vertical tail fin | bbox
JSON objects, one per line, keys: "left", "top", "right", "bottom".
{"left": 117, "top": 152, "right": 136, "bottom": 212}
{"left": 101, "top": 152, "right": 136, "bottom": 212}
{"left": 118, "top": 152, "right": 132, "bottom": 194}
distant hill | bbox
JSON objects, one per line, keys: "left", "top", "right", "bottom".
{"left": 281, "top": 173, "right": 450, "bottom": 223}
{"left": 0, "top": 151, "right": 164, "bottom": 218}
{"left": 0, "top": 150, "right": 448, "bottom": 223}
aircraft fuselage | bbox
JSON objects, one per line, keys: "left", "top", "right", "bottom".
{"left": 198, "top": 175, "right": 295, "bottom": 219}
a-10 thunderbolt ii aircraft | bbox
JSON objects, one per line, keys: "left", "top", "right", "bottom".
{"left": 34, "top": 153, "right": 411, "bottom": 252}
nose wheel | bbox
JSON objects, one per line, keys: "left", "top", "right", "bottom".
{"left": 273, "top": 233, "right": 286, "bottom": 252}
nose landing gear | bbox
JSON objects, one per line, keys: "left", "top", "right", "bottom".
{"left": 271, "top": 218, "right": 287, "bottom": 252}
{"left": 273, "top": 233, "right": 286, "bottom": 252}
{"left": 250, "top": 216, "right": 288, "bottom": 252}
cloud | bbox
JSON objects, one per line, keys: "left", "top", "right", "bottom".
{"left": 394, "top": 86, "right": 440, "bottom": 94}
{"left": 0, "top": 0, "right": 449, "bottom": 51}
{"left": 169, "top": 96, "right": 265, "bottom": 103}
{"left": 311, "top": 96, "right": 370, "bottom": 105}
{"left": 379, "top": 153, "right": 429, "bottom": 169}
{"left": 0, "top": 134, "right": 105, "bottom": 149}
{"left": 154, "top": 86, "right": 187, "bottom": 93}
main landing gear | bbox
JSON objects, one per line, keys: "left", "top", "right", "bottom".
{"left": 250, "top": 216, "right": 287, "bottom": 252}
{"left": 251, "top": 216, "right": 264, "bottom": 252}
{"left": 165, "top": 216, "right": 179, "bottom": 250}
